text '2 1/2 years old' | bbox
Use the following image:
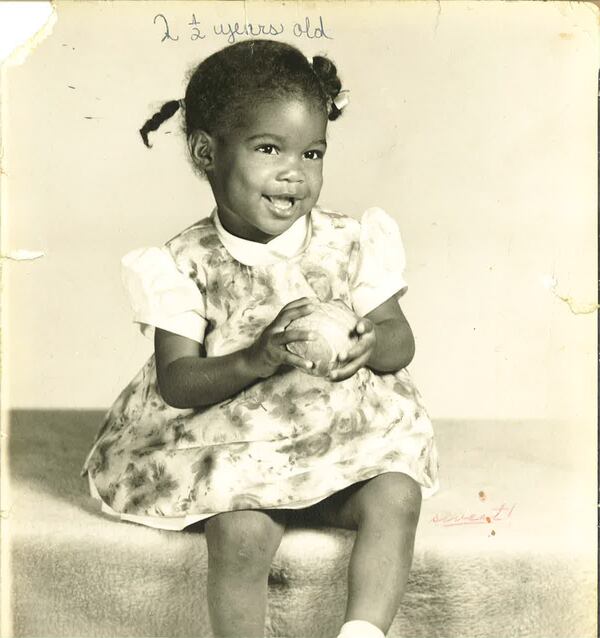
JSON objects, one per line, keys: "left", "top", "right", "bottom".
{"left": 153, "top": 14, "right": 333, "bottom": 44}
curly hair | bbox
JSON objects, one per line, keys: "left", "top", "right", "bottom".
{"left": 139, "top": 39, "right": 344, "bottom": 159}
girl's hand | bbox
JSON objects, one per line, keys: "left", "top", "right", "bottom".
{"left": 328, "top": 318, "right": 377, "bottom": 381}
{"left": 244, "top": 298, "right": 317, "bottom": 378}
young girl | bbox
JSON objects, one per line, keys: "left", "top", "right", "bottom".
{"left": 83, "top": 39, "right": 438, "bottom": 638}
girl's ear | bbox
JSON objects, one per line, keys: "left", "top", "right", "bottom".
{"left": 189, "top": 130, "right": 215, "bottom": 172}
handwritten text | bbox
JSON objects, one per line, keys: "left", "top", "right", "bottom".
{"left": 431, "top": 503, "right": 517, "bottom": 527}
{"left": 153, "top": 14, "right": 333, "bottom": 44}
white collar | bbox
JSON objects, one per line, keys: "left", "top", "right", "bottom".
{"left": 212, "top": 208, "right": 311, "bottom": 266}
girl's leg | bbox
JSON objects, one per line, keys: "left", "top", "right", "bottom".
{"left": 204, "top": 509, "right": 287, "bottom": 638}
{"left": 314, "top": 472, "right": 422, "bottom": 634}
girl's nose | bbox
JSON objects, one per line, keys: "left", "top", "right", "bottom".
{"left": 277, "top": 158, "right": 304, "bottom": 183}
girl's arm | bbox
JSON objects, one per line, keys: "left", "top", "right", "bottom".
{"left": 330, "top": 294, "right": 414, "bottom": 381}
{"left": 155, "top": 298, "right": 317, "bottom": 409}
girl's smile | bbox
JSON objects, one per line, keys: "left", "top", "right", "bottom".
{"left": 205, "top": 98, "right": 328, "bottom": 243}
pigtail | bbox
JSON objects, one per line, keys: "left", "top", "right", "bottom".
{"left": 139, "top": 99, "right": 182, "bottom": 148}
{"left": 311, "top": 55, "right": 344, "bottom": 121}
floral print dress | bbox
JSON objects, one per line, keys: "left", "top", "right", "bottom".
{"left": 82, "top": 206, "right": 439, "bottom": 530}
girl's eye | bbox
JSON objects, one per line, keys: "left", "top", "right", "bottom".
{"left": 304, "top": 149, "right": 324, "bottom": 160}
{"left": 256, "top": 144, "right": 278, "bottom": 155}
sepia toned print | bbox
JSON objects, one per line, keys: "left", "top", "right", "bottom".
{"left": 1, "top": 2, "right": 597, "bottom": 637}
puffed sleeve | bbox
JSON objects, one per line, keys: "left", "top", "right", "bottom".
{"left": 121, "top": 246, "right": 208, "bottom": 343}
{"left": 350, "top": 207, "right": 408, "bottom": 317}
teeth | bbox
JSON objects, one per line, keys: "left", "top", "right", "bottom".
{"left": 268, "top": 196, "right": 293, "bottom": 211}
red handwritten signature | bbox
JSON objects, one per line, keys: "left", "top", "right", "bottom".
{"left": 431, "top": 503, "right": 517, "bottom": 527}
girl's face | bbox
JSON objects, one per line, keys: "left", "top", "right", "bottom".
{"left": 205, "top": 97, "right": 328, "bottom": 243}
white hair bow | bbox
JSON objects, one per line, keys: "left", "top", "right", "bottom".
{"left": 333, "top": 90, "right": 350, "bottom": 111}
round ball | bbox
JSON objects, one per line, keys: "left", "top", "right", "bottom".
{"left": 286, "top": 300, "right": 358, "bottom": 376}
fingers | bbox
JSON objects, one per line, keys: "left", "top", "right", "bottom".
{"left": 281, "top": 304, "right": 316, "bottom": 324}
{"left": 271, "top": 329, "right": 316, "bottom": 346}
{"left": 272, "top": 298, "right": 317, "bottom": 331}
{"left": 281, "top": 296, "right": 316, "bottom": 310}
{"left": 337, "top": 325, "right": 375, "bottom": 364}
{"left": 328, "top": 350, "right": 371, "bottom": 381}
{"left": 266, "top": 321, "right": 317, "bottom": 373}
{"left": 284, "top": 352, "right": 315, "bottom": 373}
{"left": 338, "top": 338, "right": 372, "bottom": 364}
{"left": 355, "top": 318, "right": 374, "bottom": 335}
{"left": 330, "top": 320, "right": 376, "bottom": 381}
{"left": 250, "top": 298, "right": 318, "bottom": 377}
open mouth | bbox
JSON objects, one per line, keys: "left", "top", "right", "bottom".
{"left": 263, "top": 195, "right": 296, "bottom": 212}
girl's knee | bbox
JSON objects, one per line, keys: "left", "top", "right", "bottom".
{"left": 359, "top": 472, "right": 422, "bottom": 526}
{"left": 205, "top": 510, "right": 285, "bottom": 573}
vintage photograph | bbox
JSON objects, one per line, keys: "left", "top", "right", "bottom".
{"left": 1, "top": 1, "right": 597, "bottom": 637}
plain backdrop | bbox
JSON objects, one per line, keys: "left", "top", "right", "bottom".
{"left": 2, "top": 0, "right": 598, "bottom": 423}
